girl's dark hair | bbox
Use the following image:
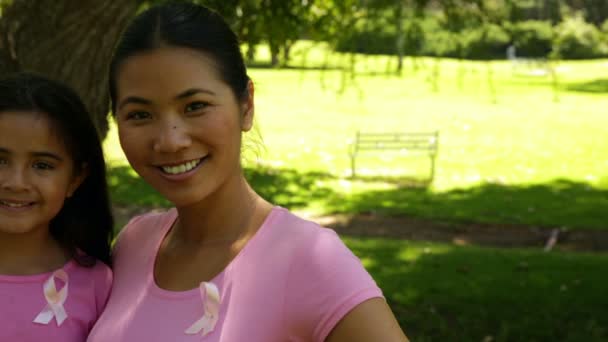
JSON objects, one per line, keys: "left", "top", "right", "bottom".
{"left": 109, "top": 2, "right": 249, "bottom": 112}
{"left": 0, "top": 73, "right": 113, "bottom": 267}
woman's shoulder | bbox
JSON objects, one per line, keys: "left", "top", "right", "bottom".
{"left": 269, "top": 208, "right": 383, "bottom": 341}
{"left": 115, "top": 208, "right": 177, "bottom": 246}
{"left": 111, "top": 208, "right": 177, "bottom": 263}
{"left": 265, "top": 207, "right": 356, "bottom": 264}
{"left": 269, "top": 207, "right": 331, "bottom": 236}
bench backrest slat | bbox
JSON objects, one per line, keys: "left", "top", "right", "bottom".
{"left": 354, "top": 131, "right": 438, "bottom": 153}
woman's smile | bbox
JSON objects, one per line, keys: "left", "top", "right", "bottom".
{"left": 155, "top": 156, "right": 208, "bottom": 181}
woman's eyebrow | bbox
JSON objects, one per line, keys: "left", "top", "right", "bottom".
{"left": 118, "top": 96, "right": 151, "bottom": 110}
{"left": 118, "top": 88, "right": 216, "bottom": 110}
{"left": 175, "top": 88, "right": 216, "bottom": 100}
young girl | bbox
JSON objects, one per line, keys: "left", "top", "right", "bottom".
{"left": 89, "top": 2, "right": 407, "bottom": 341}
{"left": 0, "top": 73, "right": 114, "bottom": 342}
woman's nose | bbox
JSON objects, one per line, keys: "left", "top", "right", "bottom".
{"left": 153, "top": 120, "right": 192, "bottom": 153}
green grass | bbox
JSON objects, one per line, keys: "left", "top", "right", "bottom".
{"left": 345, "top": 237, "right": 608, "bottom": 341}
{"left": 104, "top": 42, "right": 608, "bottom": 230}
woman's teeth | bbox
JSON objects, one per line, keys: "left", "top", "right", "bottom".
{"left": 161, "top": 159, "right": 201, "bottom": 175}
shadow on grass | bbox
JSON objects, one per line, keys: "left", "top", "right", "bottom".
{"left": 350, "top": 174, "right": 432, "bottom": 188}
{"left": 564, "top": 78, "right": 608, "bottom": 94}
{"left": 107, "top": 165, "right": 171, "bottom": 208}
{"left": 244, "top": 167, "right": 340, "bottom": 208}
{"left": 345, "top": 238, "right": 608, "bottom": 341}
{"left": 108, "top": 164, "right": 608, "bottom": 230}
{"left": 329, "top": 179, "right": 608, "bottom": 230}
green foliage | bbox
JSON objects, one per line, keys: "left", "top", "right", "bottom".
{"left": 421, "top": 29, "right": 461, "bottom": 57}
{"left": 0, "top": 0, "right": 13, "bottom": 16}
{"left": 506, "top": 20, "right": 554, "bottom": 57}
{"left": 335, "top": 8, "right": 511, "bottom": 60}
{"left": 334, "top": 9, "right": 396, "bottom": 55}
{"left": 460, "top": 23, "right": 510, "bottom": 60}
{"left": 552, "top": 13, "right": 608, "bottom": 59}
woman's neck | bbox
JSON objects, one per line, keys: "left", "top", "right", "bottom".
{"left": 0, "top": 228, "right": 68, "bottom": 275}
{"left": 173, "top": 173, "right": 265, "bottom": 245}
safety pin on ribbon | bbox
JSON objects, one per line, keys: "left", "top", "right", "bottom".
{"left": 185, "top": 282, "right": 220, "bottom": 337}
{"left": 33, "top": 269, "right": 69, "bottom": 326}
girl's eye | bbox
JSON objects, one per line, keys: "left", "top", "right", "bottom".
{"left": 33, "top": 161, "right": 55, "bottom": 170}
{"left": 125, "top": 111, "right": 151, "bottom": 121}
{"left": 185, "top": 101, "right": 208, "bottom": 113}
{"left": 0, "top": 158, "right": 7, "bottom": 166}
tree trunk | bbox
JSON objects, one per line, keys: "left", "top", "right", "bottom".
{"left": 0, "top": 0, "right": 141, "bottom": 139}
{"left": 269, "top": 41, "right": 280, "bottom": 67}
{"left": 395, "top": 0, "right": 405, "bottom": 74}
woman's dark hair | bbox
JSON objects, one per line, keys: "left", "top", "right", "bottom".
{"left": 109, "top": 2, "right": 249, "bottom": 113}
{"left": 0, "top": 73, "right": 113, "bottom": 267}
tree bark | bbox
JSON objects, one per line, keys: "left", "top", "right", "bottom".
{"left": 0, "top": 0, "right": 141, "bottom": 138}
{"left": 395, "top": 0, "right": 405, "bottom": 74}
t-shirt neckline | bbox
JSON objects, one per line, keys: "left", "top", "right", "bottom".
{"left": 0, "top": 259, "right": 76, "bottom": 283}
{"left": 147, "top": 206, "right": 283, "bottom": 298}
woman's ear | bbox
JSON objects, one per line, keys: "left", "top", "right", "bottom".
{"left": 67, "top": 163, "right": 89, "bottom": 198}
{"left": 241, "top": 80, "right": 254, "bottom": 132}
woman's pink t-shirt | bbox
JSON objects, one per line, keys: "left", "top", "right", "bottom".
{"left": 0, "top": 260, "right": 112, "bottom": 342}
{"left": 88, "top": 207, "right": 383, "bottom": 342}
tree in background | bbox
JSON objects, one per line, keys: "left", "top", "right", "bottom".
{"left": 0, "top": 0, "right": 141, "bottom": 138}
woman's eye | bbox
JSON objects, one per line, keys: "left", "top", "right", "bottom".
{"left": 0, "top": 158, "right": 7, "bottom": 166}
{"left": 33, "top": 162, "right": 55, "bottom": 170}
{"left": 185, "top": 102, "right": 208, "bottom": 113}
{"left": 125, "top": 111, "right": 151, "bottom": 121}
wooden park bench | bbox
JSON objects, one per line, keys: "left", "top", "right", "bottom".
{"left": 349, "top": 131, "right": 439, "bottom": 179}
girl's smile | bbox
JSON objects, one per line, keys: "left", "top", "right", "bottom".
{"left": 0, "top": 199, "right": 36, "bottom": 212}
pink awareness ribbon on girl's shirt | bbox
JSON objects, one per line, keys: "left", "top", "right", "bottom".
{"left": 185, "top": 282, "right": 221, "bottom": 337}
{"left": 33, "top": 269, "right": 69, "bottom": 326}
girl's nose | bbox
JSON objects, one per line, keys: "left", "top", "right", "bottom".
{"left": 1, "top": 166, "right": 31, "bottom": 192}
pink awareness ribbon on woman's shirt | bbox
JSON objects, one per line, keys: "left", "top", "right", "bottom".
{"left": 33, "top": 269, "right": 69, "bottom": 326}
{"left": 185, "top": 282, "right": 220, "bottom": 337}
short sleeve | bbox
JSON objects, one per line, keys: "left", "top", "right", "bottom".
{"left": 284, "top": 228, "right": 383, "bottom": 341}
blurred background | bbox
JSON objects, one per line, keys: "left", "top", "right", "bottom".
{"left": 1, "top": 1, "right": 607, "bottom": 340}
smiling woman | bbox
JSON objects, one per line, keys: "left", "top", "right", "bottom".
{"left": 87, "top": 2, "right": 408, "bottom": 342}
{"left": 112, "top": 47, "right": 252, "bottom": 207}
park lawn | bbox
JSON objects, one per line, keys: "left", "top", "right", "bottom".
{"left": 104, "top": 45, "right": 608, "bottom": 230}
{"left": 344, "top": 237, "right": 608, "bottom": 342}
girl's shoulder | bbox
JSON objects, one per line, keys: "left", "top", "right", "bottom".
{"left": 68, "top": 259, "right": 112, "bottom": 293}
{"left": 71, "top": 260, "right": 113, "bottom": 315}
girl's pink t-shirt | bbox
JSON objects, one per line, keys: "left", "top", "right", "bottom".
{"left": 0, "top": 260, "right": 112, "bottom": 342}
{"left": 88, "top": 207, "right": 383, "bottom": 342}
